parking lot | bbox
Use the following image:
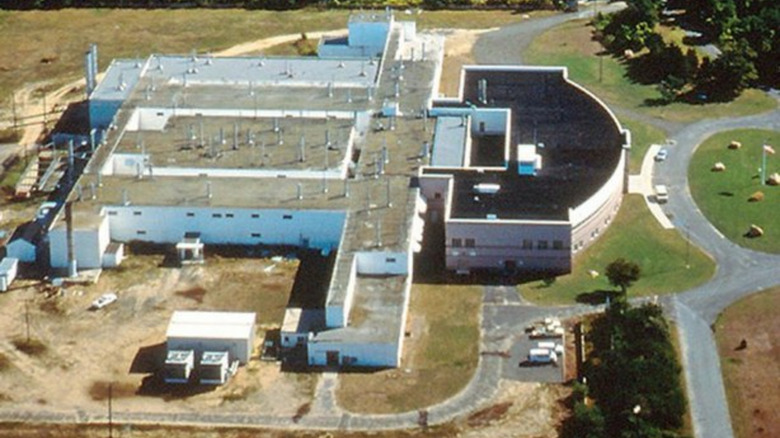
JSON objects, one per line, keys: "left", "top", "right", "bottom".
{"left": 502, "top": 318, "right": 567, "bottom": 383}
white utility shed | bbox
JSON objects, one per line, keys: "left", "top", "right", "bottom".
{"left": 0, "top": 257, "right": 19, "bottom": 292}
{"left": 165, "top": 311, "right": 256, "bottom": 364}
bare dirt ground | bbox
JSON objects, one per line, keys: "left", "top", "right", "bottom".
{"left": 436, "top": 28, "right": 494, "bottom": 98}
{"left": 0, "top": 252, "right": 315, "bottom": 417}
{"left": 715, "top": 288, "right": 780, "bottom": 438}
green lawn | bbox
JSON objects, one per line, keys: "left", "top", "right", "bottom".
{"left": 620, "top": 117, "right": 667, "bottom": 174}
{"left": 520, "top": 195, "right": 715, "bottom": 305}
{"left": 336, "top": 284, "right": 481, "bottom": 413}
{"left": 689, "top": 129, "right": 780, "bottom": 253}
{"left": 524, "top": 19, "right": 776, "bottom": 123}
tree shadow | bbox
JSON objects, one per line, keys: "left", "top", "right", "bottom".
{"left": 575, "top": 289, "right": 621, "bottom": 305}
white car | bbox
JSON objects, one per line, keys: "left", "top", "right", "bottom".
{"left": 654, "top": 148, "right": 669, "bottom": 162}
{"left": 90, "top": 292, "right": 117, "bottom": 310}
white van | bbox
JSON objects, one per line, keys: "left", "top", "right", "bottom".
{"left": 528, "top": 348, "right": 558, "bottom": 364}
{"left": 654, "top": 185, "right": 668, "bottom": 204}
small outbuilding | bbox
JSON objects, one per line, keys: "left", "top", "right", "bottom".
{"left": 0, "top": 257, "right": 19, "bottom": 292}
{"left": 165, "top": 311, "right": 256, "bottom": 365}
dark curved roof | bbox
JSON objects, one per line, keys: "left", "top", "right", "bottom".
{"left": 431, "top": 67, "right": 625, "bottom": 221}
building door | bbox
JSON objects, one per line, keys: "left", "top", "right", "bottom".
{"left": 326, "top": 351, "right": 339, "bottom": 366}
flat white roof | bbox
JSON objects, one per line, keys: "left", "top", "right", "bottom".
{"left": 166, "top": 310, "right": 255, "bottom": 340}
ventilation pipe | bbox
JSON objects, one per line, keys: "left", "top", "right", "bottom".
{"left": 232, "top": 122, "right": 239, "bottom": 150}
{"left": 65, "top": 202, "right": 77, "bottom": 278}
{"left": 122, "top": 189, "right": 129, "bottom": 206}
{"left": 206, "top": 181, "right": 212, "bottom": 200}
{"left": 478, "top": 78, "right": 488, "bottom": 104}
{"left": 297, "top": 183, "right": 303, "bottom": 200}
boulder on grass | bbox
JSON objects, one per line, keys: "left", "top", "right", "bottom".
{"left": 728, "top": 141, "right": 742, "bottom": 150}
{"left": 767, "top": 173, "right": 780, "bottom": 186}
{"left": 748, "top": 191, "right": 764, "bottom": 202}
{"left": 712, "top": 162, "right": 726, "bottom": 172}
{"left": 746, "top": 224, "right": 764, "bottom": 238}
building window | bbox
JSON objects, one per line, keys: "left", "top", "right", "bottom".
{"left": 522, "top": 239, "right": 533, "bottom": 250}
{"left": 107, "top": 211, "right": 118, "bottom": 216}
{"left": 386, "top": 257, "right": 396, "bottom": 263}
{"left": 434, "top": 193, "right": 441, "bottom": 199}
{"left": 283, "top": 214, "right": 293, "bottom": 220}
{"left": 137, "top": 230, "right": 146, "bottom": 235}
{"left": 226, "top": 213, "right": 234, "bottom": 218}
{"left": 133, "top": 211, "right": 142, "bottom": 216}
{"left": 537, "top": 240, "right": 548, "bottom": 250}
{"left": 452, "top": 238, "right": 462, "bottom": 248}
{"left": 251, "top": 233, "right": 261, "bottom": 238}
{"left": 186, "top": 212, "right": 195, "bottom": 217}
{"left": 212, "top": 213, "right": 222, "bottom": 218}
{"left": 465, "top": 238, "right": 475, "bottom": 248}
{"left": 479, "top": 121, "right": 486, "bottom": 133}
{"left": 553, "top": 240, "right": 564, "bottom": 250}
{"left": 251, "top": 213, "right": 260, "bottom": 219}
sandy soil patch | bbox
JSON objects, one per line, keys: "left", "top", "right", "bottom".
{"left": 0, "top": 253, "right": 313, "bottom": 417}
{"left": 715, "top": 288, "right": 780, "bottom": 438}
{"left": 435, "top": 28, "right": 495, "bottom": 97}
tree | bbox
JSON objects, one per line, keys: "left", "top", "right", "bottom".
{"left": 605, "top": 258, "right": 641, "bottom": 294}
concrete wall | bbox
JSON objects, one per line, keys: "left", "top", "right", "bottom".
{"left": 470, "top": 108, "right": 509, "bottom": 136}
{"left": 326, "top": 254, "right": 357, "bottom": 328}
{"left": 104, "top": 205, "right": 346, "bottom": 250}
{"left": 445, "top": 219, "right": 571, "bottom": 273}
{"left": 49, "top": 216, "right": 110, "bottom": 269}
{"left": 308, "top": 340, "right": 398, "bottom": 368}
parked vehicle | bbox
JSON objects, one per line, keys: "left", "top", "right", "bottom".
{"left": 90, "top": 292, "right": 117, "bottom": 310}
{"left": 655, "top": 148, "right": 669, "bottom": 162}
{"left": 654, "top": 184, "right": 669, "bottom": 203}
{"left": 527, "top": 348, "right": 557, "bottom": 364}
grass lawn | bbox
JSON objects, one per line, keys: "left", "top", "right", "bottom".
{"left": 520, "top": 195, "right": 715, "bottom": 305}
{"left": 714, "top": 287, "right": 780, "bottom": 438}
{"left": 336, "top": 284, "right": 481, "bottom": 414}
{"left": 0, "top": 8, "right": 528, "bottom": 108}
{"left": 523, "top": 19, "right": 776, "bottom": 123}
{"left": 620, "top": 117, "right": 667, "bottom": 174}
{"left": 689, "top": 129, "right": 780, "bottom": 253}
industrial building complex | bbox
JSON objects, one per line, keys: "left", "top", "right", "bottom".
{"left": 3, "top": 10, "right": 628, "bottom": 370}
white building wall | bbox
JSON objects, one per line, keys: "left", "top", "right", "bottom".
{"left": 49, "top": 216, "right": 110, "bottom": 269}
{"left": 355, "top": 251, "right": 408, "bottom": 275}
{"left": 104, "top": 206, "right": 345, "bottom": 250}
{"left": 445, "top": 219, "right": 572, "bottom": 273}
{"left": 325, "top": 254, "right": 357, "bottom": 328}
{"left": 308, "top": 341, "right": 398, "bottom": 368}
{"left": 0, "top": 258, "right": 19, "bottom": 292}
{"left": 167, "top": 336, "right": 253, "bottom": 365}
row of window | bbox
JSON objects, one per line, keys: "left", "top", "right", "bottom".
{"left": 108, "top": 210, "right": 292, "bottom": 220}
{"left": 136, "top": 230, "right": 265, "bottom": 238}
{"left": 452, "top": 238, "right": 566, "bottom": 250}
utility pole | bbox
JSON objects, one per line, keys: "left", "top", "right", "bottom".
{"left": 24, "top": 300, "right": 30, "bottom": 343}
{"left": 108, "top": 382, "right": 113, "bottom": 438}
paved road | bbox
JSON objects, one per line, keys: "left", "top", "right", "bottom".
{"left": 1, "top": 6, "right": 778, "bottom": 436}
{"left": 652, "top": 107, "right": 780, "bottom": 438}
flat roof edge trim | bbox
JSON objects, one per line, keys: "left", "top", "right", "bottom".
{"left": 447, "top": 218, "right": 570, "bottom": 226}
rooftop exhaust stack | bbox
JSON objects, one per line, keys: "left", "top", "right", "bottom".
{"left": 299, "top": 134, "right": 306, "bottom": 162}
{"left": 206, "top": 181, "right": 213, "bottom": 200}
{"left": 478, "top": 79, "right": 488, "bottom": 105}
{"left": 84, "top": 50, "right": 96, "bottom": 98}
